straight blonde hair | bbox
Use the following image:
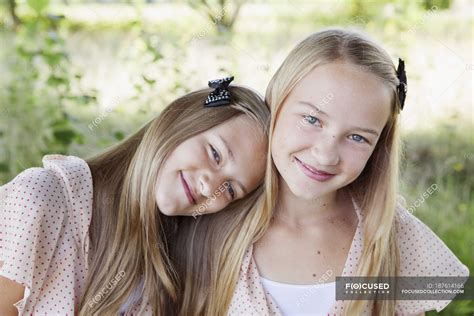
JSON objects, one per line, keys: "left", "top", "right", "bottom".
{"left": 264, "top": 29, "right": 402, "bottom": 315}
{"left": 176, "top": 29, "right": 403, "bottom": 316}
{"left": 79, "top": 86, "right": 270, "bottom": 315}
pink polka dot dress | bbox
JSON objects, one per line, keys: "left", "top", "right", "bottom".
{"left": 0, "top": 155, "right": 152, "bottom": 315}
{"left": 228, "top": 199, "right": 470, "bottom": 315}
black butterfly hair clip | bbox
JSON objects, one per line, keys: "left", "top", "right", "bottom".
{"left": 396, "top": 58, "right": 407, "bottom": 111}
{"left": 204, "top": 76, "right": 234, "bottom": 107}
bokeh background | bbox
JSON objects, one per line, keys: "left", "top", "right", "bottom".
{"left": 0, "top": 0, "right": 472, "bottom": 314}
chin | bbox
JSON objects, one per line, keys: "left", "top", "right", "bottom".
{"left": 287, "top": 178, "right": 337, "bottom": 200}
{"left": 284, "top": 179, "right": 314, "bottom": 199}
{"left": 157, "top": 205, "right": 175, "bottom": 216}
{"left": 296, "top": 188, "right": 326, "bottom": 201}
{"left": 158, "top": 208, "right": 178, "bottom": 216}
{"left": 156, "top": 198, "right": 178, "bottom": 216}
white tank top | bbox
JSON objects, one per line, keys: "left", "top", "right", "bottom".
{"left": 260, "top": 276, "right": 336, "bottom": 315}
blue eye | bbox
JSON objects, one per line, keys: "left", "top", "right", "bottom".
{"left": 303, "top": 115, "right": 320, "bottom": 126}
{"left": 349, "top": 134, "right": 367, "bottom": 143}
{"left": 210, "top": 145, "right": 221, "bottom": 164}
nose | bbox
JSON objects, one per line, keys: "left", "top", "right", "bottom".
{"left": 311, "top": 134, "right": 340, "bottom": 166}
{"left": 198, "top": 171, "right": 226, "bottom": 198}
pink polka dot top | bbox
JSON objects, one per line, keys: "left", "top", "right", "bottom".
{"left": 228, "top": 198, "right": 470, "bottom": 315}
{"left": 0, "top": 155, "right": 152, "bottom": 315}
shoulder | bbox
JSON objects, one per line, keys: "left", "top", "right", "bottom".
{"left": 394, "top": 205, "right": 469, "bottom": 314}
{"left": 0, "top": 155, "right": 92, "bottom": 314}
{"left": 1, "top": 164, "right": 65, "bottom": 211}
{"left": 1, "top": 154, "right": 93, "bottom": 242}
{"left": 2, "top": 154, "right": 91, "bottom": 207}
{"left": 395, "top": 205, "right": 469, "bottom": 277}
{"left": 41, "top": 154, "right": 92, "bottom": 196}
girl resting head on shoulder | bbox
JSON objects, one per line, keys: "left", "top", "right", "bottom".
{"left": 0, "top": 77, "right": 270, "bottom": 316}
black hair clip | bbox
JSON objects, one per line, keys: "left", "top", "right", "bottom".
{"left": 204, "top": 76, "right": 234, "bottom": 107}
{"left": 396, "top": 58, "right": 407, "bottom": 111}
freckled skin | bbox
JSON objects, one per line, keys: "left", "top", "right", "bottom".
{"left": 155, "top": 115, "right": 267, "bottom": 216}
{"left": 255, "top": 62, "right": 392, "bottom": 284}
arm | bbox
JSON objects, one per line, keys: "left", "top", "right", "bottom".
{"left": 0, "top": 167, "right": 68, "bottom": 315}
{"left": 0, "top": 262, "right": 25, "bottom": 316}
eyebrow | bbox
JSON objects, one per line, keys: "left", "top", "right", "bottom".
{"left": 298, "top": 101, "right": 329, "bottom": 117}
{"left": 218, "top": 135, "right": 248, "bottom": 195}
{"left": 298, "top": 101, "right": 379, "bottom": 137}
{"left": 349, "top": 126, "right": 380, "bottom": 137}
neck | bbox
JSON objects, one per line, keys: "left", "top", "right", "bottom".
{"left": 274, "top": 178, "right": 350, "bottom": 227}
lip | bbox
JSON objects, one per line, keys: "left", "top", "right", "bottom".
{"left": 295, "top": 157, "right": 336, "bottom": 182}
{"left": 180, "top": 171, "right": 197, "bottom": 205}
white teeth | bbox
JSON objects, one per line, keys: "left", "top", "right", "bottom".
{"left": 296, "top": 157, "right": 316, "bottom": 173}
{"left": 303, "top": 162, "right": 317, "bottom": 173}
{"left": 298, "top": 158, "right": 328, "bottom": 174}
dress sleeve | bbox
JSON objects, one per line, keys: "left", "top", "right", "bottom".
{"left": 395, "top": 206, "right": 470, "bottom": 314}
{"left": 0, "top": 167, "right": 69, "bottom": 314}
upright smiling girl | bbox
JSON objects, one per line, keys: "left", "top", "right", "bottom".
{"left": 176, "top": 29, "right": 469, "bottom": 316}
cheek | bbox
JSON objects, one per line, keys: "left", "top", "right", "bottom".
{"left": 271, "top": 118, "right": 307, "bottom": 157}
{"left": 340, "top": 147, "right": 373, "bottom": 176}
{"left": 248, "top": 155, "right": 267, "bottom": 190}
{"left": 199, "top": 192, "right": 229, "bottom": 215}
{"left": 272, "top": 115, "right": 295, "bottom": 144}
{"left": 271, "top": 138, "right": 288, "bottom": 173}
{"left": 172, "top": 140, "right": 208, "bottom": 169}
{"left": 156, "top": 153, "right": 173, "bottom": 186}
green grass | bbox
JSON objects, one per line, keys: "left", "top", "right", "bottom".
{"left": 401, "top": 123, "right": 474, "bottom": 315}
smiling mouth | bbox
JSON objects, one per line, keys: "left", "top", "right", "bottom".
{"left": 294, "top": 157, "right": 336, "bottom": 182}
{"left": 180, "top": 171, "right": 197, "bottom": 205}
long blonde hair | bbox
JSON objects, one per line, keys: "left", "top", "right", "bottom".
{"left": 178, "top": 29, "right": 403, "bottom": 316}
{"left": 78, "top": 86, "right": 270, "bottom": 315}
{"left": 264, "top": 29, "right": 402, "bottom": 315}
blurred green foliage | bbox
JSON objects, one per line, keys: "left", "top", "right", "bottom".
{"left": 422, "top": 0, "right": 452, "bottom": 10}
{"left": 0, "top": 0, "right": 95, "bottom": 176}
{"left": 401, "top": 122, "right": 474, "bottom": 315}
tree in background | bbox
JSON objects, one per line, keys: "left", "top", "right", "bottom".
{"left": 185, "top": 0, "right": 246, "bottom": 33}
{"left": 0, "top": 0, "right": 95, "bottom": 182}
{"left": 6, "top": 0, "right": 21, "bottom": 28}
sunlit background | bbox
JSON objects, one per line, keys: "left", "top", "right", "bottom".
{"left": 0, "top": 0, "right": 472, "bottom": 314}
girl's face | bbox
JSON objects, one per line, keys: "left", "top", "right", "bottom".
{"left": 155, "top": 115, "right": 267, "bottom": 216}
{"left": 272, "top": 61, "right": 392, "bottom": 200}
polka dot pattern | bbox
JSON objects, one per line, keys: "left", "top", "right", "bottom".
{"left": 0, "top": 155, "right": 153, "bottom": 315}
{"left": 395, "top": 206, "right": 469, "bottom": 314}
{"left": 228, "top": 199, "right": 469, "bottom": 315}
